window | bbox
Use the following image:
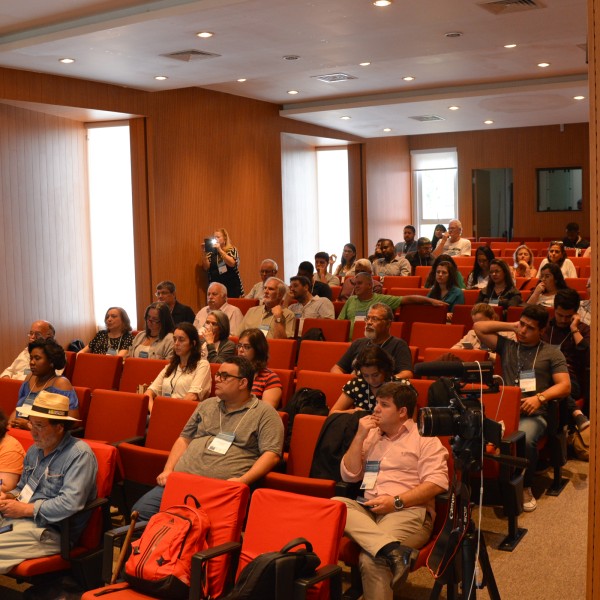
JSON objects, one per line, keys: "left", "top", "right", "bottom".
{"left": 86, "top": 124, "right": 137, "bottom": 328}
{"left": 411, "top": 149, "right": 458, "bottom": 240}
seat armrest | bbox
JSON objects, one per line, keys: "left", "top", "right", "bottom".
{"left": 115, "top": 435, "right": 146, "bottom": 447}
{"left": 293, "top": 565, "right": 343, "bottom": 600}
{"left": 59, "top": 497, "right": 110, "bottom": 560}
{"left": 190, "top": 542, "right": 242, "bottom": 600}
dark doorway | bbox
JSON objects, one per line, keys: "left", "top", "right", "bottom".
{"left": 473, "top": 169, "right": 513, "bottom": 240}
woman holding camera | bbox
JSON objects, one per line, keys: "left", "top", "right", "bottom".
{"left": 201, "top": 228, "right": 244, "bottom": 298}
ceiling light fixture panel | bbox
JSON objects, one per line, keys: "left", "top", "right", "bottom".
{"left": 313, "top": 73, "right": 357, "bottom": 83}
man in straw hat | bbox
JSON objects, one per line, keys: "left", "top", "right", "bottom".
{"left": 0, "top": 390, "right": 97, "bottom": 573}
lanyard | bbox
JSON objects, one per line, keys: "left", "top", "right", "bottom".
{"left": 108, "top": 334, "right": 123, "bottom": 352}
{"left": 517, "top": 342, "right": 541, "bottom": 374}
{"left": 549, "top": 326, "right": 572, "bottom": 349}
{"left": 218, "top": 399, "right": 259, "bottom": 435}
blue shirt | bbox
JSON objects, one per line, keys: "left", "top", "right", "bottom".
{"left": 13, "top": 433, "right": 97, "bottom": 545}
{"left": 427, "top": 286, "right": 465, "bottom": 311}
{"left": 17, "top": 382, "right": 79, "bottom": 418}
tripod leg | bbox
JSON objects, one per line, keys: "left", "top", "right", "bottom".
{"left": 476, "top": 532, "right": 501, "bottom": 600}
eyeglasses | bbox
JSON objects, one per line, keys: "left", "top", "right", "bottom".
{"left": 236, "top": 343, "right": 252, "bottom": 351}
{"left": 214, "top": 371, "right": 244, "bottom": 381}
{"left": 28, "top": 421, "right": 51, "bottom": 431}
{"left": 146, "top": 317, "right": 160, "bottom": 324}
{"left": 155, "top": 290, "right": 172, "bottom": 297}
{"left": 364, "top": 315, "right": 388, "bottom": 323}
{"left": 549, "top": 241, "right": 564, "bottom": 247}
{"left": 28, "top": 331, "right": 44, "bottom": 339}
{"left": 260, "top": 269, "right": 276, "bottom": 275}
{"left": 206, "top": 321, "right": 219, "bottom": 327}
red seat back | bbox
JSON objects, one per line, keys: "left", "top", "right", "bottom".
{"left": 398, "top": 305, "right": 447, "bottom": 339}
{"left": 422, "top": 347, "right": 488, "bottom": 363}
{"left": 296, "top": 341, "right": 350, "bottom": 372}
{"left": 266, "top": 338, "right": 298, "bottom": 370}
{"left": 0, "top": 378, "right": 23, "bottom": 417}
{"left": 63, "top": 351, "right": 77, "bottom": 381}
{"left": 295, "top": 370, "right": 352, "bottom": 409}
{"left": 71, "top": 353, "right": 123, "bottom": 390}
{"left": 146, "top": 397, "right": 197, "bottom": 450}
{"left": 119, "top": 358, "right": 169, "bottom": 392}
{"left": 383, "top": 276, "right": 421, "bottom": 288}
{"left": 272, "top": 368, "right": 294, "bottom": 407}
{"left": 451, "top": 304, "right": 502, "bottom": 330}
{"left": 410, "top": 323, "right": 465, "bottom": 362}
{"left": 301, "top": 318, "right": 350, "bottom": 342}
{"left": 74, "top": 386, "right": 92, "bottom": 429}
{"left": 227, "top": 297, "right": 259, "bottom": 315}
{"left": 287, "top": 414, "right": 327, "bottom": 477}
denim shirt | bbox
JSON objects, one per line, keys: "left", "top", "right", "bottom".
{"left": 12, "top": 432, "right": 98, "bottom": 544}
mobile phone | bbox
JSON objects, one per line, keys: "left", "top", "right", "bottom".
{"left": 356, "top": 496, "right": 372, "bottom": 509}
{"left": 462, "top": 342, "right": 473, "bottom": 350}
{"left": 0, "top": 523, "right": 13, "bottom": 534}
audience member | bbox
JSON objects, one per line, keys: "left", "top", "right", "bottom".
{"left": 245, "top": 259, "right": 278, "bottom": 302}
{"left": 424, "top": 255, "right": 466, "bottom": 289}
{"left": 79, "top": 307, "right": 134, "bottom": 357}
{"left": 578, "top": 278, "right": 591, "bottom": 326}
{"left": 405, "top": 238, "right": 434, "bottom": 274}
{"left": 129, "top": 302, "right": 175, "bottom": 360}
{"left": 330, "top": 346, "right": 399, "bottom": 414}
{"left": 1, "top": 321, "right": 56, "bottom": 380}
{"left": 333, "top": 382, "right": 448, "bottom": 599}
{"left": 132, "top": 357, "right": 284, "bottom": 521}
{"left": 474, "top": 305, "right": 570, "bottom": 512}
{"left": 297, "top": 262, "right": 333, "bottom": 300}
{"left": 538, "top": 241, "right": 577, "bottom": 279}
{"left": 432, "top": 219, "right": 471, "bottom": 257}
{"left": 10, "top": 339, "right": 79, "bottom": 429}
{"left": 373, "top": 239, "right": 411, "bottom": 277}
{"left": 0, "top": 410, "right": 25, "bottom": 491}
{"left": 394, "top": 226, "right": 418, "bottom": 256}
{"left": 477, "top": 259, "right": 522, "bottom": 313}
{"left": 288, "top": 276, "right": 335, "bottom": 322}
{"left": 332, "top": 303, "right": 413, "bottom": 379}
{"left": 427, "top": 261, "right": 465, "bottom": 312}
{"left": 527, "top": 263, "right": 568, "bottom": 308}
{"left": 0, "top": 392, "right": 97, "bottom": 573}
{"left": 338, "top": 272, "right": 446, "bottom": 338}
{"left": 238, "top": 278, "right": 295, "bottom": 339}
{"left": 201, "top": 228, "right": 244, "bottom": 298}
{"left": 202, "top": 310, "right": 236, "bottom": 364}
{"left": 467, "top": 246, "right": 494, "bottom": 289}
{"left": 562, "top": 222, "right": 589, "bottom": 250}
{"left": 333, "top": 243, "right": 358, "bottom": 279}
{"left": 236, "top": 328, "right": 283, "bottom": 408}
{"left": 314, "top": 252, "right": 341, "bottom": 286}
{"left": 155, "top": 280, "right": 195, "bottom": 324}
{"left": 193, "top": 282, "right": 243, "bottom": 336}
{"left": 430, "top": 224, "right": 447, "bottom": 251}
{"left": 144, "top": 323, "right": 211, "bottom": 413}
{"left": 511, "top": 244, "right": 537, "bottom": 280}
{"left": 339, "top": 259, "right": 383, "bottom": 301}
{"left": 368, "top": 239, "right": 385, "bottom": 262}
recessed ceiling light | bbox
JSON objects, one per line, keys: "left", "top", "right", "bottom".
{"left": 59, "top": 58, "right": 75, "bottom": 64}
{"left": 383, "top": 128, "right": 392, "bottom": 132}
{"left": 403, "top": 76, "right": 415, "bottom": 81}
{"left": 448, "top": 105, "right": 460, "bottom": 111}
{"left": 537, "top": 62, "right": 550, "bottom": 68}
{"left": 196, "top": 31, "right": 214, "bottom": 38}
{"left": 504, "top": 44, "right": 517, "bottom": 49}
{"left": 484, "top": 120, "right": 494, "bottom": 125}
{"left": 287, "top": 90, "right": 299, "bottom": 95}
{"left": 373, "top": 0, "right": 392, "bottom": 6}
{"left": 359, "top": 62, "right": 371, "bottom": 67}
{"left": 154, "top": 75, "right": 168, "bottom": 81}
{"left": 341, "top": 116, "right": 351, "bottom": 120}
{"left": 237, "top": 78, "right": 247, "bottom": 82}
{"left": 445, "top": 32, "right": 463, "bottom": 38}
{"left": 283, "top": 55, "right": 300, "bottom": 61}
{"left": 574, "top": 95, "right": 585, "bottom": 100}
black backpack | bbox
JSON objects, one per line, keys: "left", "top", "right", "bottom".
{"left": 283, "top": 388, "right": 328, "bottom": 451}
{"left": 222, "top": 538, "right": 321, "bottom": 600}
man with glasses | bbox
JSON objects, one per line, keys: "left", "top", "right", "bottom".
{"left": 193, "top": 282, "right": 243, "bottom": 336}
{"left": 133, "top": 356, "right": 284, "bottom": 521}
{"left": 405, "top": 237, "right": 434, "bottom": 274}
{"left": 332, "top": 303, "right": 413, "bottom": 379}
{"left": 245, "top": 259, "right": 279, "bottom": 303}
{"left": 155, "top": 280, "right": 195, "bottom": 325}
{"left": 431, "top": 219, "right": 471, "bottom": 258}
{"left": 1, "top": 320, "right": 57, "bottom": 380}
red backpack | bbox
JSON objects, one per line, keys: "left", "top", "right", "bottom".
{"left": 124, "top": 494, "right": 211, "bottom": 599}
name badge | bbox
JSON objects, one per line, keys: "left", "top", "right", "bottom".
{"left": 19, "top": 483, "right": 34, "bottom": 503}
{"left": 106, "top": 348, "right": 117, "bottom": 356}
{"left": 208, "top": 432, "right": 235, "bottom": 455}
{"left": 139, "top": 351, "right": 149, "bottom": 359}
{"left": 489, "top": 298, "right": 499, "bottom": 306}
{"left": 217, "top": 260, "right": 228, "bottom": 275}
{"left": 355, "top": 310, "right": 367, "bottom": 322}
{"left": 23, "top": 368, "right": 31, "bottom": 375}
{"left": 259, "top": 324, "right": 270, "bottom": 337}
{"left": 360, "top": 460, "right": 380, "bottom": 490}
{"left": 519, "top": 369, "right": 536, "bottom": 393}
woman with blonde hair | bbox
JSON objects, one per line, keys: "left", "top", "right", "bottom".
{"left": 510, "top": 244, "right": 537, "bottom": 279}
{"left": 201, "top": 228, "right": 244, "bottom": 298}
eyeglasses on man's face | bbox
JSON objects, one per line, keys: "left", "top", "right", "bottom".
{"left": 214, "top": 371, "right": 244, "bottom": 382}
{"left": 365, "top": 315, "right": 388, "bottom": 323}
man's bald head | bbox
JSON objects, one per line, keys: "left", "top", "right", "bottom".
{"left": 28, "top": 320, "right": 55, "bottom": 343}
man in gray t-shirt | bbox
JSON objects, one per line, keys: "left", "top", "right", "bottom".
{"left": 133, "top": 356, "right": 284, "bottom": 520}
{"left": 474, "top": 305, "right": 570, "bottom": 513}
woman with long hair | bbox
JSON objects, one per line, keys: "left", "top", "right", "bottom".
{"left": 430, "top": 224, "right": 447, "bottom": 251}
{"left": 129, "top": 302, "right": 175, "bottom": 359}
{"left": 467, "top": 246, "right": 495, "bottom": 289}
{"left": 527, "top": 262, "right": 569, "bottom": 308}
{"left": 79, "top": 307, "right": 134, "bottom": 357}
{"left": 427, "top": 261, "right": 465, "bottom": 311}
{"left": 477, "top": 259, "right": 522, "bottom": 312}
{"left": 332, "top": 243, "right": 357, "bottom": 279}
{"left": 144, "top": 322, "right": 211, "bottom": 412}
{"left": 511, "top": 244, "right": 537, "bottom": 279}
{"left": 236, "top": 328, "right": 282, "bottom": 408}
{"left": 201, "top": 227, "right": 244, "bottom": 297}
{"left": 424, "top": 254, "right": 466, "bottom": 289}
{"left": 538, "top": 241, "right": 577, "bottom": 279}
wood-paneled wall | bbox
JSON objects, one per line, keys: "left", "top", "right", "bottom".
{"left": 0, "top": 102, "right": 95, "bottom": 369}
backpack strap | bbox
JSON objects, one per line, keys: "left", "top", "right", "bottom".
{"left": 280, "top": 538, "right": 313, "bottom": 553}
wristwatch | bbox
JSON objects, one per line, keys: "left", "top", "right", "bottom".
{"left": 274, "top": 317, "right": 283, "bottom": 323}
{"left": 536, "top": 393, "right": 546, "bottom": 405}
{"left": 393, "top": 495, "right": 404, "bottom": 511}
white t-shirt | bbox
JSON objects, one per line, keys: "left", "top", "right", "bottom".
{"left": 441, "top": 237, "right": 471, "bottom": 257}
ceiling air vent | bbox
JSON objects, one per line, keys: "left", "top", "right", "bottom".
{"left": 163, "top": 49, "right": 221, "bottom": 62}
{"left": 478, "top": 0, "right": 545, "bottom": 15}
{"left": 409, "top": 115, "right": 445, "bottom": 122}
{"left": 312, "top": 73, "right": 357, "bottom": 83}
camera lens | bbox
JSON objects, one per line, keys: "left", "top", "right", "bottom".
{"left": 418, "top": 407, "right": 457, "bottom": 437}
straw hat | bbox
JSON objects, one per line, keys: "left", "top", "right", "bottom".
{"left": 18, "top": 390, "right": 80, "bottom": 421}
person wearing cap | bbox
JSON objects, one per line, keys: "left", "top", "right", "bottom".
{"left": 0, "top": 391, "right": 97, "bottom": 573}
